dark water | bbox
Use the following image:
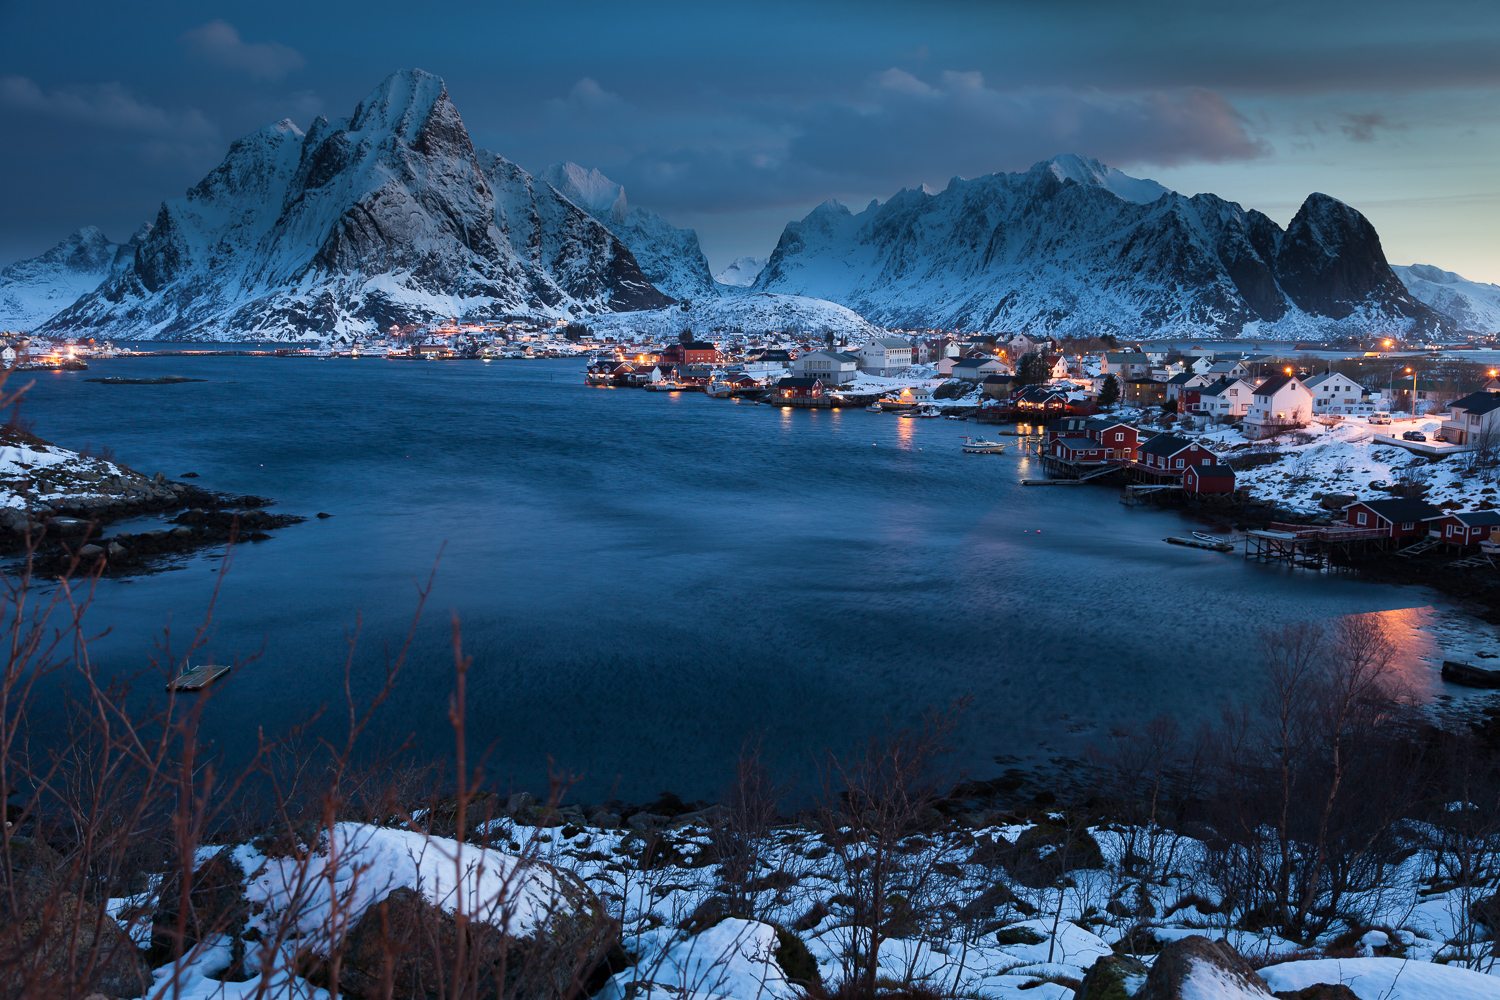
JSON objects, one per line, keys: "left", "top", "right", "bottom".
{"left": 11, "top": 355, "right": 1456, "bottom": 802}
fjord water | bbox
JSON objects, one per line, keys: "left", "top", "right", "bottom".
{"left": 16, "top": 356, "right": 1457, "bottom": 802}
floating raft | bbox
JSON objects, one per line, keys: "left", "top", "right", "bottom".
{"left": 1441, "top": 660, "right": 1500, "bottom": 689}
{"left": 1164, "top": 535, "right": 1235, "bottom": 553}
{"left": 167, "top": 664, "right": 231, "bottom": 692}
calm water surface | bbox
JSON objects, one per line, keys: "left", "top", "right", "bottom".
{"left": 11, "top": 355, "right": 1467, "bottom": 801}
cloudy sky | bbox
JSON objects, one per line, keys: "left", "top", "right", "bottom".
{"left": 2, "top": 0, "right": 1498, "bottom": 281}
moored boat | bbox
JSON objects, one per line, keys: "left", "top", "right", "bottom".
{"left": 961, "top": 437, "right": 1007, "bottom": 454}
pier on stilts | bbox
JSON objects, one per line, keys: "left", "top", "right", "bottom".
{"left": 1243, "top": 523, "right": 1388, "bottom": 571}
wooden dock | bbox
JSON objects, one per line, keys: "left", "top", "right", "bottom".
{"left": 1021, "top": 478, "right": 1083, "bottom": 486}
{"left": 167, "top": 664, "right": 231, "bottom": 692}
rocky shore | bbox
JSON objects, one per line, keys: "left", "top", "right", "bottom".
{"left": 0, "top": 425, "right": 304, "bottom": 575}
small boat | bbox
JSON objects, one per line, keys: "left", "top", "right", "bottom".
{"left": 961, "top": 437, "right": 1007, "bottom": 454}
{"left": 944, "top": 414, "right": 966, "bottom": 421}
{"left": 866, "top": 402, "right": 883, "bottom": 412}
{"left": 1192, "top": 531, "right": 1228, "bottom": 545}
{"left": 916, "top": 404, "right": 941, "bottom": 418}
{"left": 899, "top": 411, "right": 916, "bottom": 419}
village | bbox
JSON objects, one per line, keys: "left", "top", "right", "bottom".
{"left": 582, "top": 329, "right": 1500, "bottom": 606}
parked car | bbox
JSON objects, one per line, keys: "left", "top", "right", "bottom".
{"left": 1402, "top": 430, "right": 1427, "bottom": 442}
{"left": 1368, "top": 412, "right": 1392, "bottom": 425}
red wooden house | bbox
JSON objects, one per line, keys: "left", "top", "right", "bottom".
{"left": 1425, "top": 510, "right": 1500, "bottom": 547}
{"left": 1343, "top": 498, "right": 1445, "bottom": 543}
{"left": 1183, "top": 463, "right": 1236, "bottom": 495}
{"left": 1051, "top": 436, "right": 1109, "bottom": 464}
{"left": 775, "top": 376, "right": 824, "bottom": 400}
{"left": 1084, "top": 419, "right": 1140, "bottom": 461}
{"left": 661, "top": 341, "right": 721, "bottom": 365}
{"left": 1136, "top": 434, "right": 1220, "bottom": 479}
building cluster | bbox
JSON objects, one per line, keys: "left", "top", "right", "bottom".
{"left": 0, "top": 334, "right": 120, "bottom": 370}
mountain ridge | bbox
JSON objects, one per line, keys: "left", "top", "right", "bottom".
{"left": 753, "top": 156, "right": 1446, "bottom": 338}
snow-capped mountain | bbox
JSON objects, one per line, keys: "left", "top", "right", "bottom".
{"left": 542, "top": 162, "right": 719, "bottom": 301}
{"left": 0, "top": 227, "right": 132, "bottom": 331}
{"left": 1394, "top": 264, "right": 1500, "bottom": 335}
{"left": 754, "top": 155, "right": 1444, "bottom": 338}
{"left": 38, "top": 70, "right": 669, "bottom": 341}
{"left": 583, "top": 292, "right": 880, "bottom": 342}
{"left": 714, "top": 255, "right": 767, "bottom": 288}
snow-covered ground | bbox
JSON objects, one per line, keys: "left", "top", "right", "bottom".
{"left": 0, "top": 431, "right": 139, "bottom": 513}
{"left": 586, "top": 293, "right": 882, "bottom": 342}
{"left": 110, "top": 814, "right": 1500, "bottom": 1000}
{"left": 1187, "top": 414, "right": 1495, "bottom": 514}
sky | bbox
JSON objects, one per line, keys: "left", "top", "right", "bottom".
{"left": 1, "top": 0, "right": 1498, "bottom": 282}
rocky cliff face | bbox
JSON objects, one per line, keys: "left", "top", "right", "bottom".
{"left": 0, "top": 227, "right": 132, "bottom": 331}
{"left": 754, "top": 155, "right": 1446, "bottom": 338}
{"left": 37, "top": 70, "right": 669, "bottom": 341}
{"left": 1395, "top": 263, "right": 1500, "bottom": 334}
{"left": 542, "top": 162, "right": 720, "bottom": 302}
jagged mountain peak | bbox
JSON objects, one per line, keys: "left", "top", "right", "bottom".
{"left": 543, "top": 162, "right": 628, "bottom": 222}
{"left": 349, "top": 68, "right": 450, "bottom": 139}
{"left": 1031, "top": 154, "right": 1172, "bottom": 205}
{"left": 540, "top": 161, "right": 717, "bottom": 300}
{"left": 755, "top": 162, "right": 1445, "bottom": 338}
{"left": 31, "top": 70, "right": 671, "bottom": 340}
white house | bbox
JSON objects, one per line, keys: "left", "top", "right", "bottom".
{"left": 1302, "top": 371, "right": 1371, "bottom": 415}
{"left": 1204, "top": 359, "right": 1252, "bottom": 380}
{"left": 1244, "top": 374, "right": 1314, "bottom": 438}
{"left": 857, "top": 337, "right": 913, "bottom": 376}
{"left": 794, "top": 350, "right": 860, "bottom": 385}
{"left": 1193, "top": 377, "right": 1255, "bottom": 420}
{"left": 1440, "top": 389, "right": 1500, "bottom": 447}
{"left": 1166, "top": 372, "right": 1211, "bottom": 402}
{"left": 1102, "top": 352, "right": 1152, "bottom": 379}
{"left": 951, "top": 356, "right": 1009, "bottom": 382}
{"left": 0, "top": 346, "right": 15, "bottom": 369}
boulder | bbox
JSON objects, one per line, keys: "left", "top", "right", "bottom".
{"left": 336, "top": 866, "right": 620, "bottom": 1000}
{"left": 1139, "top": 936, "right": 1272, "bottom": 1000}
{"left": 0, "top": 838, "right": 152, "bottom": 998}
{"left": 1272, "top": 986, "right": 1360, "bottom": 1000}
{"left": 1004, "top": 821, "right": 1106, "bottom": 888}
{"left": 1076, "top": 953, "right": 1149, "bottom": 1000}
{"left": 149, "top": 849, "right": 249, "bottom": 964}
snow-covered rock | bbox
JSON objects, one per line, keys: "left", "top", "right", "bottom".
{"left": 715, "top": 255, "right": 768, "bottom": 288}
{"left": 754, "top": 155, "right": 1445, "bottom": 339}
{"left": 246, "top": 823, "right": 573, "bottom": 945}
{"left": 1260, "top": 957, "right": 1500, "bottom": 1000}
{"left": 37, "top": 70, "right": 670, "bottom": 342}
{"left": 599, "top": 919, "right": 797, "bottom": 1000}
{"left": 583, "top": 291, "right": 881, "bottom": 341}
{"left": 1395, "top": 263, "right": 1500, "bottom": 334}
{"left": 0, "top": 227, "right": 132, "bottom": 330}
{"left": 544, "top": 161, "right": 719, "bottom": 301}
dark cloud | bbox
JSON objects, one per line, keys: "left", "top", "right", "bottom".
{"left": 519, "top": 68, "right": 1266, "bottom": 219}
{"left": 789, "top": 70, "right": 1267, "bottom": 185}
{"left": 180, "top": 21, "right": 305, "bottom": 81}
{"left": 0, "top": 76, "right": 216, "bottom": 138}
{"left": 1340, "top": 112, "right": 1395, "bottom": 143}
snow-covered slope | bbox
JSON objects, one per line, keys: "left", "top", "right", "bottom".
{"left": 754, "top": 155, "right": 1445, "bottom": 339}
{"left": 543, "top": 162, "right": 719, "bottom": 301}
{"left": 39, "top": 70, "right": 669, "bottom": 342}
{"left": 582, "top": 292, "right": 880, "bottom": 342}
{"left": 1395, "top": 263, "right": 1500, "bottom": 334}
{"left": 0, "top": 227, "right": 131, "bottom": 331}
{"left": 715, "top": 255, "right": 767, "bottom": 287}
